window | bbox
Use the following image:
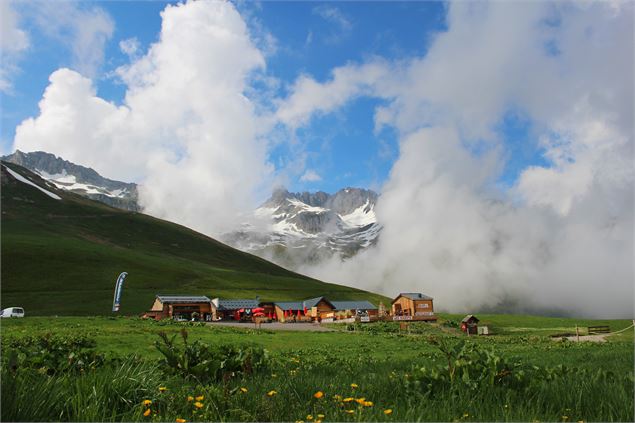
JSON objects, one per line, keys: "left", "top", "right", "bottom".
{"left": 417, "top": 303, "right": 429, "bottom": 309}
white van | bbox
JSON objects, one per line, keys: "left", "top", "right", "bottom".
{"left": 1, "top": 307, "right": 25, "bottom": 318}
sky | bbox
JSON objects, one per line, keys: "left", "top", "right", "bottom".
{"left": 1, "top": 0, "right": 633, "bottom": 317}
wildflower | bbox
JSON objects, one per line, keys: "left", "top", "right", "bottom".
{"left": 272, "top": 373, "right": 277, "bottom": 378}
{"left": 350, "top": 383, "right": 358, "bottom": 389}
{"left": 194, "top": 402, "right": 204, "bottom": 409}
{"left": 314, "top": 391, "right": 324, "bottom": 399}
{"left": 143, "top": 409, "right": 151, "bottom": 417}
{"left": 355, "top": 398, "right": 366, "bottom": 405}
{"left": 267, "top": 390, "right": 278, "bottom": 397}
{"left": 142, "top": 400, "right": 152, "bottom": 406}
{"left": 363, "top": 401, "right": 374, "bottom": 407}
{"left": 159, "top": 386, "right": 167, "bottom": 392}
{"left": 296, "top": 421, "right": 304, "bottom": 423}
{"left": 463, "top": 413, "right": 469, "bottom": 418}
{"left": 307, "top": 415, "right": 314, "bottom": 420}
{"left": 318, "top": 414, "right": 325, "bottom": 419}
{"left": 187, "top": 396, "right": 194, "bottom": 402}
{"left": 195, "top": 395, "right": 204, "bottom": 401}
{"left": 240, "top": 387, "right": 248, "bottom": 393}
{"left": 384, "top": 409, "right": 393, "bottom": 415}
{"left": 344, "top": 410, "right": 355, "bottom": 414}
{"left": 316, "top": 420, "right": 322, "bottom": 423}
{"left": 333, "top": 394, "right": 342, "bottom": 401}
{"left": 343, "top": 397, "right": 354, "bottom": 402}
{"left": 176, "top": 419, "right": 187, "bottom": 423}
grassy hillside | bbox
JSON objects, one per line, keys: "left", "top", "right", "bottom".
{"left": 1, "top": 162, "right": 388, "bottom": 315}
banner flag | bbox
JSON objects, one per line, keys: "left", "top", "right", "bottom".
{"left": 112, "top": 272, "right": 128, "bottom": 312}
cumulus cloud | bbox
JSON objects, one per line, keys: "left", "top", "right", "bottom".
{"left": 300, "top": 169, "right": 322, "bottom": 182}
{"left": 13, "top": 0, "right": 273, "bottom": 235}
{"left": 119, "top": 37, "right": 140, "bottom": 58}
{"left": 284, "top": 1, "right": 633, "bottom": 318}
{"left": 0, "top": 0, "right": 30, "bottom": 92}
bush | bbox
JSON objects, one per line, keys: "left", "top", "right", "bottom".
{"left": 155, "top": 329, "right": 269, "bottom": 383}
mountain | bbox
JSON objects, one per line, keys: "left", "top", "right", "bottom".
{"left": 222, "top": 187, "right": 382, "bottom": 269}
{"left": 1, "top": 150, "right": 140, "bottom": 211}
{"left": 1, "top": 161, "right": 387, "bottom": 316}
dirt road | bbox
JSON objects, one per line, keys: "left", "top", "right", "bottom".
{"left": 207, "top": 321, "right": 335, "bottom": 332}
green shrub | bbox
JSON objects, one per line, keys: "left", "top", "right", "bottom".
{"left": 155, "top": 329, "right": 269, "bottom": 383}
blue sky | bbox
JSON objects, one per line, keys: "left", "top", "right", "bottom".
{"left": 1, "top": 0, "right": 544, "bottom": 194}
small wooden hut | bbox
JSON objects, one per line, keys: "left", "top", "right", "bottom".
{"left": 461, "top": 315, "right": 479, "bottom": 335}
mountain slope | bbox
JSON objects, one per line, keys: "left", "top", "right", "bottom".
{"left": 223, "top": 187, "right": 382, "bottom": 269}
{"left": 2, "top": 150, "right": 140, "bottom": 211}
{"left": 1, "top": 162, "right": 387, "bottom": 316}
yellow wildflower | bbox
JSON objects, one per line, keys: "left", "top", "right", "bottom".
{"left": 159, "top": 386, "right": 167, "bottom": 392}
{"left": 317, "top": 414, "right": 325, "bottom": 419}
{"left": 314, "top": 391, "right": 324, "bottom": 399}
{"left": 463, "top": 413, "right": 469, "bottom": 418}
{"left": 194, "top": 402, "right": 204, "bottom": 409}
{"left": 143, "top": 409, "right": 151, "bottom": 417}
{"left": 187, "top": 396, "right": 194, "bottom": 402}
{"left": 307, "top": 415, "right": 314, "bottom": 421}
{"left": 355, "top": 398, "right": 366, "bottom": 405}
{"left": 333, "top": 394, "right": 343, "bottom": 401}
{"left": 363, "top": 401, "right": 374, "bottom": 407}
{"left": 142, "top": 400, "right": 152, "bottom": 406}
{"left": 350, "top": 383, "right": 358, "bottom": 389}
{"left": 296, "top": 421, "right": 304, "bottom": 423}
{"left": 343, "top": 397, "right": 354, "bottom": 402}
{"left": 240, "top": 387, "right": 248, "bottom": 393}
{"left": 176, "top": 419, "right": 187, "bottom": 423}
{"left": 316, "top": 420, "right": 322, "bottom": 423}
{"left": 384, "top": 409, "right": 393, "bottom": 415}
{"left": 195, "top": 395, "right": 204, "bottom": 401}
{"left": 344, "top": 410, "right": 355, "bottom": 414}
{"left": 267, "top": 390, "right": 278, "bottom": 397}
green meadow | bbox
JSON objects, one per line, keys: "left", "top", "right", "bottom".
{"left": 2, "top": 315, "right": 633, "bottom": 422}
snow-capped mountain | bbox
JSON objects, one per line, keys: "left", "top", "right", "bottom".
{"left": 222, "top": 187, "right": 381, "bottom": 268}
{"left": 1, "top": 150, "right": 140, "bottom": 211}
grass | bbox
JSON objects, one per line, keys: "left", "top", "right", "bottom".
{"left": 1, "top": 162, "right": 388, "bottom": 316}
{"left": 1, "top": 316, "right": 633, "bottom": 422}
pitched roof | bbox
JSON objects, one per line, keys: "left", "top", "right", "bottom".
{"left": 331, "top": 300, "right": 377, "bottom": 310}
{"left": 393, "top": 293, "right": 433, "bottom": 302}
{"left": 462, "top": 314, "right": 479, "bottom": 323}
{"left": 217, "top": 299, "right": 259, "bottom": 310}
{"left": 275, "top": 301, "right": 304, "bottom": 311}
{"left": 156, "top": 295, "right": 211, "bottom": 304}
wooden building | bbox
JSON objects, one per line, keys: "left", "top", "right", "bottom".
{"left": 143, "top": 295, "right": 213, "bottom": 321}
{"left": 274, "top": 296, "right": 378, "bottom": 323}
{"left": 461, "top": 315, "right": 479, "bottom": 335}
{"left": 211, "top": 297, "right": 260, "bottom": 321}
{"left": 391, "top": 293, "right": 437, "bottom": 321}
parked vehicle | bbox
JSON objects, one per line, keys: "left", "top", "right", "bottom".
{"left": 1, "top": 307, "right": 25, "bottom": 318}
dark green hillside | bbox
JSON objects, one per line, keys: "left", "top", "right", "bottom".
{"left": 1, "top": 162, "right": 387, "bottom": 315}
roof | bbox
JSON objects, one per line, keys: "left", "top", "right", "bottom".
{"left": 275, "top": 301, "right": 304, "bottom": 311}
{"left": 217, "top": 299, "right": 259, "bottom": 310}
{"left": 302, "top": 296, "right": 335, "bottom": 308}
{"left": 331, "top": 300, "right": 377, "bottom": 310}
{"left": 392, "top": 293, "right": 433, "bottom": 303}
{"left": 462, "top": 314, "right": 479, "bottom": 323}
{"left": 156, "top": 295, "right": 211, "bottom": 304}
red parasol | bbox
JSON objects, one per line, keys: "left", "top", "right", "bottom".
{"left": 252, "top": 307, "right": 265, "bottom": 313}
{"left": 297, "top": 309, "right": 301, "bottom": 317}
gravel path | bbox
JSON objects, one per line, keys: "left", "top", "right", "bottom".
{"left": 207, "top": 321, "right": 335, "bottom": 332}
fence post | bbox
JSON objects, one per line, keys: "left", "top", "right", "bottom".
{"left": 575, "top": 325, "right": 579, "bottom": 342}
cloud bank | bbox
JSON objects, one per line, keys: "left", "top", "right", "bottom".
{"left": 13, "top": 0, "right": 273, "bottom": 234}
{"left": 282, "top": 1, "right": 633, "bottom": 318}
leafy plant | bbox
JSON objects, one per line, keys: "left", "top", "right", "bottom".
{"left": 155, "top": 329, "right": 268, "bottom": 383}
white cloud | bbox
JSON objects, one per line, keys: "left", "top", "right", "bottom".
{"left": 119, "top": 37, "right": 140, "bottom": 58}
{"left": 0, "top": 0, "right": 30, "bottom": 92}
{"left": 300, "top": 169, "right": 322, "bottom": 182}
{"left": 26, "top": 1, "right": 114, "bottom": 78}
{"left": 285, "top": 1, "right": 633, "bottom": 318}
{"left": 312, "top": 5, "right": 352, "bottom": 44}
{"left": 13, "top": 0, "right": 273, "bottom": 235}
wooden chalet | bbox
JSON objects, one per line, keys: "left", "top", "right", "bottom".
{"left": 143, "top": 295, "right": 213, "bottom": 321}
{"left": 391, "top": 293, "right": 437, "bottom": 321}
{"left": 274, "top": 296, "right": 378, "bottom": 323}
{"left": 211, "top": 297, "right": 260, "bottom": 321}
